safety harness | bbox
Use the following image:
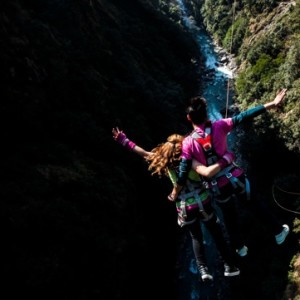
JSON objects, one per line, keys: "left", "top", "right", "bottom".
{"left": 177, "top": 179, "right": 212, "bottom": 224}
{"left": 168, "top": 169, "right": 213, "bottom": 226}
{"left": 191, "top": 120, "right": 250, "bottom": 202}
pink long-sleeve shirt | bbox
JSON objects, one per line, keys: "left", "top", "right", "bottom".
{"left": 177, "top": 105, "right": 266, "bottom": 186}
{"left": 181, "top": 118, "right": 234, "bottom": 164}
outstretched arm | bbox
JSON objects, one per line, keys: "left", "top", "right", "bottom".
{"left": 263, "top": 88, "right": 287, "bottom": 110}
{"left": 112, "top": 127, "right": 151, "bottom": 158}
{"left": 232, "top": 88, "right": 287, "bottom": 126}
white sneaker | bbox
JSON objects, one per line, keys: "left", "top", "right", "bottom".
{"left": 236, "top": 245, "right": 248, "bottom": 257}
{"left": 198, "top": 265, "right": 213, "bottom": 282}
{"left": 275, "top": 224, "right": 290, "bottom": 245}
{"left": 224, "top": 264, "right": 240, "bottom": 277}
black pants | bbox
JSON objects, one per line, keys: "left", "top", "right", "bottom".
{"left": 216, "top": 173, "right": 283, "bottom": 251}
{"left": 216, "top": 197, "right": 245, "bottom": 251}
{"left": 186, "top": 207, "right": 236, "bottom": 268}
{"left": 241, "top": 177, "right": 283, "bottom": 235}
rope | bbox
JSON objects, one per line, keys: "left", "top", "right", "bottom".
{"left": 273, "top": 184, "right": 300, "bottom": 196}
{"left": 225, "top": 0, "right": 236, "bottom": 118}
{"left": 272, "top": 184, "right": 300, "bottom": 215}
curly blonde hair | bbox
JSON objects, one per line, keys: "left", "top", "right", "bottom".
{"left": 145, "top": 134, "right": 184, "bottom": 177}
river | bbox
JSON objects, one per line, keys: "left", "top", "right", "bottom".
{"left": 174, "top": 1, "right": 240, "bottom": 299}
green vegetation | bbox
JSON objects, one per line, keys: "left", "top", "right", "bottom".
{"left": 187, "top": 0, "right": 300, "bottom": 298}
{"left": 190, "top": 0, "right": 300, "bottom": 154}
{"left": 223, "top": 17, "right": 248, "bottom": 54}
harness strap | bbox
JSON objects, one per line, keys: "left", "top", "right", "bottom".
{"left": 210, "top": 179, "right": 221, "bottom": 196}
{"left": 191, "top": 121, "right": 219, "bottom": 166}
{"left": 189, "top": 182, "right": 213, "bottom": 220}
{"left": 211, "top": 173, "right": 245, "bottom": 194}
{"left": 216, "top": 178, "right": 250, "bottom": 204}
{"left": 180, "top": 200, "right": 187, "bottom": 218}
{"left": 187, "top": 181, "right": 205, "bottom": 213}
{"left": 210, "top": 166, "right": 251, "bottom": 201}
{"left": 178, "top": 180, "right": 210, "bottom": 219}
{"left": 177, "top": 216, "right": 197, "bottom": 227}
{"left": 213, "top": 164, "right": 236, "bottom": 178}
{"left": 191, "top": 122, "right": 251, "bottom": 202}
{"left": 191, "top": 122, "right": 212, "bottom": 152}
{"left": 245, "top": 176, "right": 251, "bottom": 200}
{"left": 178, "top": 197, "right": 211, "bottom": 221}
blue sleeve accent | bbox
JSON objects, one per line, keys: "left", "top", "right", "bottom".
{"left": 232, "top": 105, "right": 266, "bottom": 126}
{"left": 177, "top": 158, "right": 192, "bottom": 186}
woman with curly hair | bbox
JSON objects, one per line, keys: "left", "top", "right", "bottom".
{"left": 112, "top": 127, "right": 240, "bottom": 282}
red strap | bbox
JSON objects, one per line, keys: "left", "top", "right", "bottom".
{"left": 195, "top": 120, "right": 212, "bottom": 152}
{"left": 196, "top": 136, "right": 211, "bottom": 151}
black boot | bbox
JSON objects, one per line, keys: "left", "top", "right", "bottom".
{"left": 224, "top": 263, "right": 240, "bottom": 277}
{"left": 198, "top": 264, "right": 213, "bottom": 282}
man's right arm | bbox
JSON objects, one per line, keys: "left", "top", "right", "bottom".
{"left": 232, "top": 88, "right": 287, "bottom": 127}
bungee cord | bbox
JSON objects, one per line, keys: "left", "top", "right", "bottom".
{"left": 225, "top": 0, "right": 236, "bottom": 118}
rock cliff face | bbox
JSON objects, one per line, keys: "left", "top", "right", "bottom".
{"left": 1, "top": 1, "right": 202, "bottom": 299}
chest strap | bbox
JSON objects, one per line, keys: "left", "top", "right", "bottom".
{"left": 191, "top": 121, "right": 218, "bottom": 166}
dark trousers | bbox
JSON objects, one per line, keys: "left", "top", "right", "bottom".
{"left": 241, "top": 178, "right": 283, "bottom": 235}
{"left": 216, "top": 174, "right": 283, "bottom": 250}
{"left": 187, "top": 209, "right": 236, "bottom": 268}
{"left": 217, "top": 197, "right": 245, "bottom": 251}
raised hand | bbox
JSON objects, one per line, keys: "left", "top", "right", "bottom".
{"left": 112, "top": 127, "right": 136, "bottom": 150}
{"left": 273, "top": 88, "right": 287, "bottom": 107}
{"left": 112, "top": 127, "right": 128, "bottom": 145}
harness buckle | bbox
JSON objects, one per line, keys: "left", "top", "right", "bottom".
{"left": 203, "top": 142, "right": 211, "bottom": 151}
{"left": 226, "top": 172, "right": 232, "bottom": 179}
{"left": 203, "top": 181, "right": 210, "bottom": 189}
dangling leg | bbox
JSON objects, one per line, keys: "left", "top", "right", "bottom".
{"left": 242, "top": 178, "right": 289, "bottom": 245}
{"left": 217, "top": 197, "right": 247, "bottom": 256}
{"left": 187, "top": 218, "right": 213, "bottom": 282}
{"left": 203, "top": 211, "right": 240, "bottom": 277}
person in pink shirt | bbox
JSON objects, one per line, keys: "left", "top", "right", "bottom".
{"left": 169, "top": 89, "right": 289, "bottom": 257}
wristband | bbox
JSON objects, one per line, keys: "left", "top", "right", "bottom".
{"left": 116, "top": 131, "right": 127, "bottom": 145}
{"left": 115, "top": 130, "right": 136, "bottom": 151}
{"left": 125, "top": 140, "right": 136, "bottom": 151}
